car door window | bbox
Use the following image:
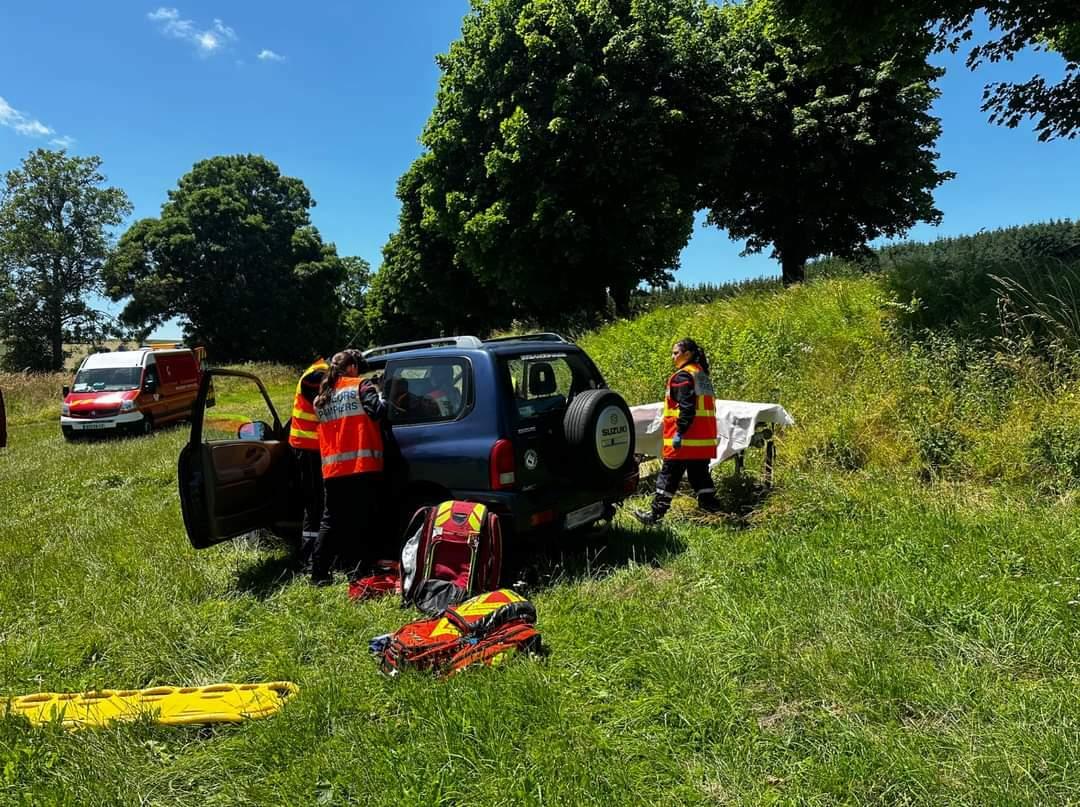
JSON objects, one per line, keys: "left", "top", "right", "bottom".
{"left": 200, "top": 373, "right": 282, "bottom": 442}
{"left": 384, "top": 358, "right": 470, "bottom": 424}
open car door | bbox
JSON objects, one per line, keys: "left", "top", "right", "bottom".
{"left": 178, "top": 369, "right": 301, "bottom": 549}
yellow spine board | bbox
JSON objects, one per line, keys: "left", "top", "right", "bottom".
{"left": 5, "top": 682, "right": 298, "bottom": 729}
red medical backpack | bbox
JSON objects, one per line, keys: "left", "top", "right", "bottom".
{"left": 401, "top": 500, "right": 503, "bottom": 616}
{"left": 379, "top": 589, "right": 540, "bottom": 678}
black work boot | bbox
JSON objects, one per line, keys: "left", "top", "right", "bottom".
{"left": 634, "top": 494, "right": 672, "bottom": 525}
{"left": 697, "top": 492, "right": 723, "bottom": 514}
{"left": 297, "top": 532, "right": 317, "bottom": 574}
{"left": 633, "top": 508, "right": 662, "bottom": 525}
{"left": 310, "top": 569, "right": 334, "bottom": 587}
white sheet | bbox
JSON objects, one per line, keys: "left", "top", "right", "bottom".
{"left": 630, "top": 400, "right": 795, "bottom": 468}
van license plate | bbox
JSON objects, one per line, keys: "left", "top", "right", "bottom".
{"left": 565, "top": 501, "right": 604, "bottom": 530}
{"left": 74, "top": 422, "right": 109, "bottom": 430}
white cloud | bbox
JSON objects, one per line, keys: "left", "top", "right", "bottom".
{"left": 257, "top": 49, "right": 284, "bottom": 62}
{"left": 50, "top": 135, "right": 76, "bottom": 149}
{"left": 0, "top": 95, "right": 72, "bottom": 145}
{"left": 148, "top": 7, "right": 237, "bottom": 55}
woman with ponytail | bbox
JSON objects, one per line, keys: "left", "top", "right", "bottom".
{"left": 635, "top": 337, "right": 721, "bottom": 524}
{"left": 311, "top": 349, "right": 386, "bottom": 585}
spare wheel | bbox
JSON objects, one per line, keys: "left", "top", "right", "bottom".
{"left": 563, "top": 389, "right": 635, "bottom": 479}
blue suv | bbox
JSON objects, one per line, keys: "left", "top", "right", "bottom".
{"left": 179, "top": 334, "right": 639, "bottom": 551}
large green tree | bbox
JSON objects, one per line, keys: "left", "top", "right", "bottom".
{"left": 336, "top": 255, "right": 372, "bottom": 347}
{"left": 776, "top": 0, "right": 1080, "bottom": 141}
{"left": 701, "top": 2, "right": 952, "bottom": 285}
{"left": 370, "top": 0, "right": 729, "bottom": 332}
{"left": 0, "top": 149, "right": 131, "bottom": 372}
{"left": 366, "top": 156, "right": 513, "bottom": 343}
{"left": 104, "top": 155, "right": 344, "bottom": 363}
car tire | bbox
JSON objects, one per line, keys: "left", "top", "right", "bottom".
{"left": 139, "top": 415, "right": 153, "bottom": 437}
{"left": 563, "top": 389, "right": 635, "bottom": 480}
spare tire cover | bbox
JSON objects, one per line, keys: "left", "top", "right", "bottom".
{"left": 563, "top": 389, "right": 634, "bottom": 475}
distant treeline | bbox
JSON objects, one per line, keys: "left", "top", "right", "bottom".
{"left": 638, "top": 220, "right": 1080, "bottom": 360}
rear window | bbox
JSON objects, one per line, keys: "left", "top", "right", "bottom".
{"left": 383, "top": 357, "right": 471, "bottom": 424}
{"left": 503, "top": 352, "right": 601, "bottom": 419}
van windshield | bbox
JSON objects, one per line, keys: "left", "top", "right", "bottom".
{"left": 72, "top": 367, "right": 142, "bottom": 392}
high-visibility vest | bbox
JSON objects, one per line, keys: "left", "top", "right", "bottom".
{"left": 662, "top": 362, "right": 718, "bottom": 461}
{"left": 288, "top": 359, "right": 329, "bottom": 451}
{"left": 316, "top": 377, "right": 384, "bottom": 478}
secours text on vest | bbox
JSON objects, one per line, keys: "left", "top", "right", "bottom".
{"left": 316, "top": 378, "right": 384, "bottom": 478}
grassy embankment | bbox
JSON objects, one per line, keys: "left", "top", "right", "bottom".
{"left": 4, "top": 278, "right": 1080, "bottom": 804}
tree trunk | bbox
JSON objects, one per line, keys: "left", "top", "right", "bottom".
{"left": 610, "top": 284, "right": 632, "bottom": 319}
{"left": 50, "top": 302, "right": 64, "bottom": 373}
{"left": 781, "top": 255, "right": 805, "bottom": 286}
{"left": 50, "top": 254, "right": 64, "bottom": 372}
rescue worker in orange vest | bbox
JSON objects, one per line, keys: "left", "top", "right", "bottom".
{"left": 288, "top": 356, "right": 329, "bottom": 569}
{"left": 635, "top": 337, "right": 722, "bottom": 524}
{"left": 311, "top": 349, "right": 386, "bottom": 586}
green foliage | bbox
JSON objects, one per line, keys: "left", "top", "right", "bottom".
{"left": 365, "top": 157, "right": 505, "bottom": 344}
{"left": 103, "top": 155, "right": 344, "bottom": 363}
{"left": 776, "top": 0, "right": 1080, "bottom": 140}
{"left": 0, "top": 149, "right": 132, "bottom": 372}
{"left": 881, "top": 221, "right": 1080, "bottom": 350}
{"left": 627, "top": 277, "right": 783, "bottom": 317}
{"left": 336, "top": 256, "right": 372, "bottom": 348}
{"left": 1028, "top": 420, "right": 1080, "bottom": 492}
{"left": 700, "top": 0, "right": 952, "bottom": 285}
{"left": 369, "top": 0, "right": 727, "bottom": 335}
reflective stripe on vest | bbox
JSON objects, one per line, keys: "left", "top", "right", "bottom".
{"left": 288, "top": 358, "right": 329, "bottom": 451}
{"left": 322, "top": 449, "right": 384, "bottom": 466}
{"left": 316, "top": 377, "right": 384, "bottom": 478}
{"left": 662, "top": 362, "right": 719, "bottom": 461}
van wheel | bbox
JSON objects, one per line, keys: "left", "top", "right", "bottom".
{"left": 140, "top": 416, "right": 153, "bottom": 436}
{"left": 563, "top": 389, "right": 635, "bottom": 480}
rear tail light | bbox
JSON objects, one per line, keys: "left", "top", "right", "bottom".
{"left": 489, "top": 439, "right": 516, "bottom": 490}
{"left": 530, "top": 509, "right": 555, "bottom": 527}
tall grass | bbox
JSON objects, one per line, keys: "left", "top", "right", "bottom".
{"left": 5, "top": 276, "right": 1080, "bottom": 803}
{"left": 0, "top": 372, "right": 66, "bottom": 427}
{"left": 582, "top": 276, "right": 1080, "bottom": 490}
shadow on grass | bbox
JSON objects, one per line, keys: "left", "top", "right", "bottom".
{"left": 706, "top": 473, "right": 775, "bottom": 527}
{"left": 227, "top": 474, "right": 771, "bottom": 601}
{"left": 506, "top": 519, "right": 687, "bottom": 595}
{"left": 232, "top": 550, "right": 298, "bottom": 599}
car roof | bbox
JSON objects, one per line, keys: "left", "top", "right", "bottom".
{"left": 81, "top": 349, "right": 150, "bottom": 369}
{"left": 364, "top": 334, "right": 580, "bottom": 363}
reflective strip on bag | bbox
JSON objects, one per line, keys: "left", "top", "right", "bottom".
{"left": 321, "top": 449, "right": 384, "bottom": 467}
{"left": 662, "top": 438, "right": 718, "bottom": 447}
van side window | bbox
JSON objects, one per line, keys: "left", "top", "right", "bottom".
{"left": 384, "top": 358, "right": 469, "bottom": 424}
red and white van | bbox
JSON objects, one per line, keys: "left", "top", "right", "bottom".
{"left": 61, "top": 346, "right": 211, "bottom": 439}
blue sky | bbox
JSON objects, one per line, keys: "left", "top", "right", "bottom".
{"left": 1, "top": 2, "right": 1078, "bottom": 338}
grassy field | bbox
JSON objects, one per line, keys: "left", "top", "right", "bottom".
{"left": 3, "top": 279, "right": 1080, "bottom": 805}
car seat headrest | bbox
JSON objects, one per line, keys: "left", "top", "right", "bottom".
{"left": 528, "top": 363, "right": 557, "bottom": 396}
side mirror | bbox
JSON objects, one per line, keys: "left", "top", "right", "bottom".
{"left": 237, "top": 421, "right": 271, "bottom": 441}
{"left": 143, "top": 378, "right": 158, "bottom": 393}
{"left": 62, "top": 385, "right": 70, "bottom": 397}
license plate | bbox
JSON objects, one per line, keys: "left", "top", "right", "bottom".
{"left": 565, "top": 501, "right": 604, "bottom": 530}
{"left": 74, "top": 422, "right": 110, "bottom": 430}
